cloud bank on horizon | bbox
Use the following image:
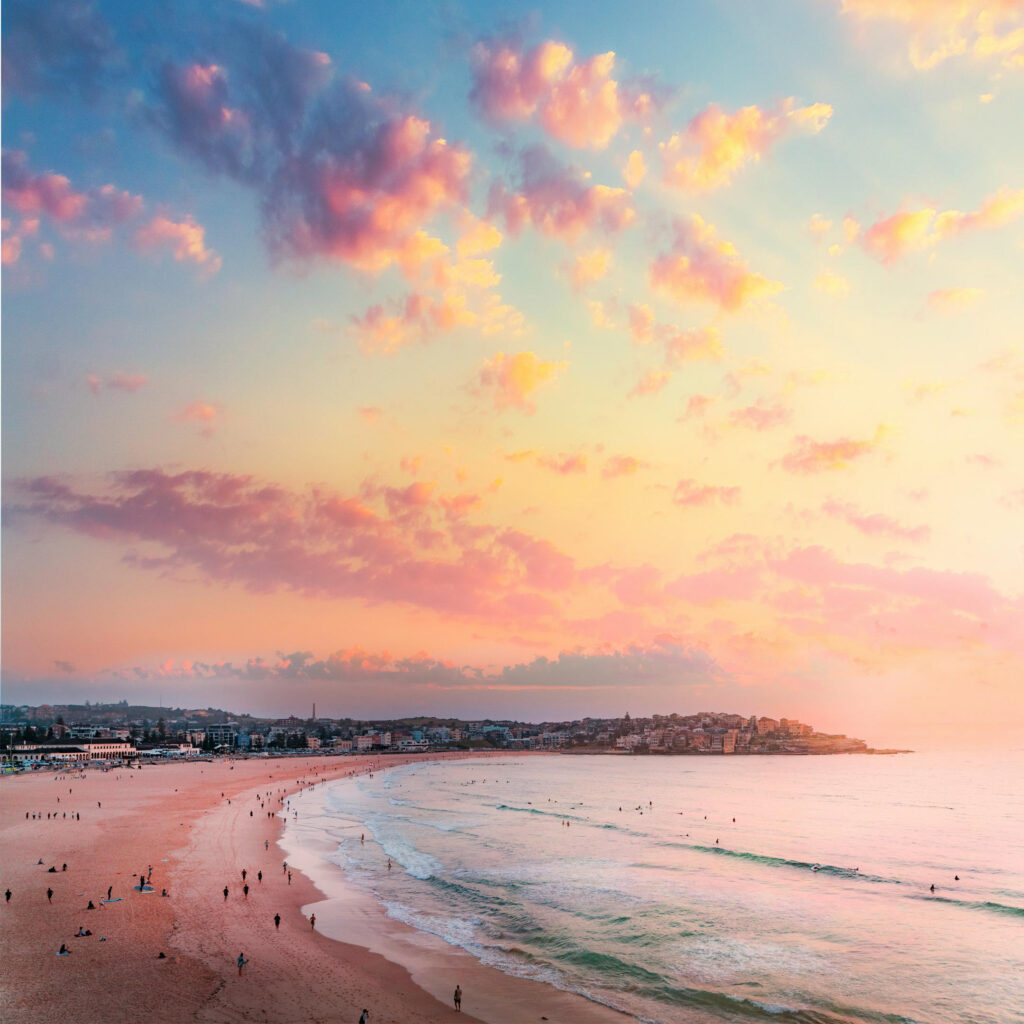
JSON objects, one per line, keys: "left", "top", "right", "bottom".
{"left": 2, "top": 0, "right": 1022, "bottom": 737}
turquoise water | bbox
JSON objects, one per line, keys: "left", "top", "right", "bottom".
{"left": 293, "top": 752, "right": 1024, "bottom": 1024}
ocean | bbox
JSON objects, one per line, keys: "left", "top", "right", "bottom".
{"left": 281, "top": 751, "right": 1024, "bottom": 1024}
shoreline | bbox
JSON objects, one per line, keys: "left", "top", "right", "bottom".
{"left": 280, "top": 757, "right": 635, "bottom": 1024}
{"left": 0, "top": 751, "right": 636, "bottom": 1024}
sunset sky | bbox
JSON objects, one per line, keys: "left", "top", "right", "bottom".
{"left": 3, "top": 0, "right": 1023, "bottom": 744}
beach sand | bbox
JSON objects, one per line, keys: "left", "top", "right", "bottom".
{"left": 0, "top": 753, "right": 631, "bottom": 1024}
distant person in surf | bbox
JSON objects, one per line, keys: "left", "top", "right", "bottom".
{"left": 454, "top": 985, "right": 462, "bottom": 1011}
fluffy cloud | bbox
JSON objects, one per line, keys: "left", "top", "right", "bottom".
{"left": 781, "top": 427, "right": 886, "bottom": 473}
{"left": 149, "top": 29, "right": 471, "bottom": 276}
{"left": 673, "top": 478, "right": 741, "bottom": 506}
{"left": 651, "top": 216, "right": 783, "bottom": 310}
{"left": 862, "top": 188, "right": 1024, "bottom": 263}
{"left": 490, "top": 145, "right": 634, "bottom": 242}
{"left": 135, "top": 215, "right": 222, "bottom": 274}
{"left": 623, "top": 150, "right": 647, "bottom": 188}
{"left": 470, "top": 38, "right": 658, "bottom": 149}
{"left": 660, "top": 99, "right": 832, "bottom": 192}
{"left": 477, "top": 350, "right": 566, "bottom": 412}
{"left": 565, "top": 247, "right": 612, "bottom": 289}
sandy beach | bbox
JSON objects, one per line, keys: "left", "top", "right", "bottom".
{"left": 0, "top": 752, "right": 630, "bottom": 1024}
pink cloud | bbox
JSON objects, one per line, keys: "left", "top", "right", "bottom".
{"left": 603, "top": 455, "right": 647, "bottom": 479}
{"left": 781, "top": 429, "right": 885, "bottom": 473}
{"left": 661, "top": 99, "right": 832, "bottom": 192}
{"left": 862, "top": 189, "right": 1024, "bottom": 264}
{"left": 667, "top": 565, "right": 762, "bottom": 603}
{"left": 1, "top": 150, "right": 142, "bottom": 242}
{"left": 664, "top": 326, "right": 723, "bottom": 364}
{"left": 680, "top": 394, "right": 715, "bottom": 420}
{"left": 821, "top": 499, "right": 930, "bottom": 542}
{"left": 537, "top": 453, "right": 588, "bottom": 475}
{"left": 470, "top": 38, "right": 658, "bottom": 149}
{"left": 627, "top": 303, "right": 656, "bottom": 344}
{"left": 87, "top": 371, "right": 149, "bottom": 394}
{"left": 490, "top": 145, "right": 634, "bottom": 243}
{"left": 3, "top": 468, "right": 594, "bottom": 629}
{"left": 629, "top": 370, "right": 672, "bottom": 397}
{"left": 135, "top": 215, "right": 221, "bottom": 273}
{"left": 477, "top": 350, "right": 566, "bottom": 412}
{"left": 651, "top": 216, "right": 783, "bottom": 311}
{"left": 730, "top": 400, "right": 792, "bottom": 431}
{"left": 357, "top": 406, "right": 383, "bottom": 423}
{"left": 673, "top": 478, "right": 741, "bottom": 507}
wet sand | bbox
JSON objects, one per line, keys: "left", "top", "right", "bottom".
{"left": 0, "top": 752, "right": 631, "bottom": 1024}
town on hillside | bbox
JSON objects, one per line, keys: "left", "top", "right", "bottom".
{"left": 0, "top": 703, "right": 906, "bottom": 767}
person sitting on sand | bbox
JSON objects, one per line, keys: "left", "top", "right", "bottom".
{"left": 76, "top": 926, "right": 87, "bottom": 936}
{"left": 58, "top": 944, "right": 70, "bottom": 955}
{"left": 87, "top": 900, "right": 96, "bottom": 909}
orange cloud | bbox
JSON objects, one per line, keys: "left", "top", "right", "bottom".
{"left": 661, "top": 99, "right": 832, "bottom": 192}
{"left": 623, "top": 149, "right": 647, "bottom": 188}
{"left": 135, "top": 215, "right": 221, "bottom": 274}
{"left": 477, "top": 350, "right": 566, "bottom": 412}
{"left": 781, "top": 427, "right": 886, "bottom": 473}
{"left": 814, "top": 269, "right": 850, "bottom": 295}
{"left": 927, "top": 286, "right": 985, "bottom": 312}
{"left": 651, "top": 216, "right": 783, "bottom": 310}
{"left": 862, "top": 188, "right": 1024, "bottom": 263}
{"left": 176, "top": 400, "right": 220, "bottom": 436}
{"left": 565, "top": 247, "right": 612, "bottom": 289}
{"left": 835, "top": 1, "right": 1024, "bottom": 71}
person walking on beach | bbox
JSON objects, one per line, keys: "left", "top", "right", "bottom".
{"left": 107, "top": 886, "right": 112, "bottom": 900}
{"left": 359, "top": 1010, "right": 369, "bottom": 1024}
{"left": 47, "top": 888, "right": 53, "bottom": 903}
{"left": 310, "top": 913, "right": 316, "bottom": 930}
{"left": 243, "top": 884, "right": 249, "bottom": 899}
{"left": 274, "top": 913, "right": 280, "bottom": 930}
{"left": 454, "top": 984, "right": 462, "bottom": 1011}
{"left": 257, "top": 870, "right": 262, "bottom": 884}
{"left": 223, "top": 886, "right": 229, "bottom": 901}
{"left": 5, "top": 889, "right": 11, "bottom": 903}
{"left": 237, "top": 952, "right": 248, "bottom": 976}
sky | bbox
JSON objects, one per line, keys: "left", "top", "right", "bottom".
{"left": 2, "top": 0, "right": 1023, "bottom": 745}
